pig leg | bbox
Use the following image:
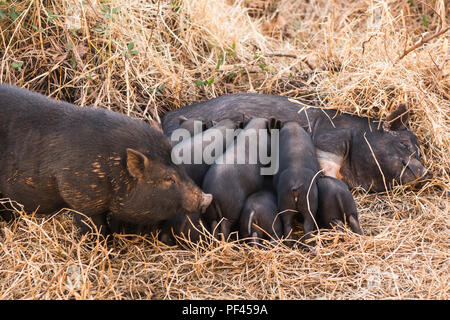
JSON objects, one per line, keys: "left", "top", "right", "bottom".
{"left": 0, "top": 209, "right": 17, "bottom": 222}
{"left": 280, "top": 211, "right": 296, "bottom": 243}
{"left": 107, "top": 213, "right": 120, "bottom": 234}
{"left": 0, "top": 194, "right": 13, "bottom": 221}
{"left": 268, "top": 227, "right": 282, "bottom": 242}
{"left": 0, "top": 199, "right": 18, "bottom": 222}
{"left": 210, "top": 220, "right": 219, "bottom": 237}
{"left": 301, "top": 216, "right": 316, "bottom": 247}
{"left": 206, "top": 200, "right": 230, "bottom": 240}
{"left": 56, "top": 173, "right": 111, "bottom": 237}
{"left": 210, "top": 219, "right": 230, "bottom": 241}
{"left": 107, "top": 214, "right": 131, "bottom": 234}
{"left": 219, "top": 219, "right": 232, "bottom": 241}
{"left": 73, "top": 211, "right": 110, "bottom": 237}
{"left": 299, "top": 182, "right": 318, "bottom": 247}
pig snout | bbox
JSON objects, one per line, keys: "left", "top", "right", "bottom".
{"left": 402, "top": 158, "right": 429, "bottom": 182}
{"left": 418, "top": 164, "right": 432, "bottom": 180}
{"left": 181, "top": 186, "right": 213, "bottom": 214}
{"left": 200, "top": 193, "right": 213, "bottom": 213}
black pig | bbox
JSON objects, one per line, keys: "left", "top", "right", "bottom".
{"left": 171, "top": 118, "right": 239, "bottom": 186}
{"left": 239, "top": 190, "right": 282, "bottom": 244}
{"left": 162, "top": 93, "right": 430, "bottom": 192}
{"left": 0, "top": 84, "right": 212, "bottom": 236}
{"left": 170, "top": 116, "right": 212, "bottom": 146}
{"left": 274, "top": 121, "right": 320, "bottom": 244}
{"left": 202, "top": 117, "right": 275, "bottom": 240}
{"left": 316, "top": 176, "right": 363, "bottom": 235}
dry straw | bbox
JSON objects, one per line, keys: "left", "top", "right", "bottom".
{"left": 0, "top": 0, "right": 448, "bottom": 299}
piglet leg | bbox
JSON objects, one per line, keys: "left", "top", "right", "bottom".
{"left": 73, "top": 211, "right": 110, "bottom": 238}
{"left": 280, "top": 211, "right": 296, "bottom": 245}
{"left": 301, "top": 216, "right": 316, "bottom": 248}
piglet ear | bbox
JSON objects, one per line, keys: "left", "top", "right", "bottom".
{"left": 276, "top": 119, "right": 282, "bottom": 129}
{"left": 268, "top": 117, "right": 277, "bottom": 130}
{"left": 149, "top": 118, "right": 163, "bottom": 133}
{"left": 178, "top": 115, "right": 188, "bottom": 125}
{"left": 126, "top": 148, "right": 150, "bottom": 180}
{"left": 268, "top": 117, "right": 282, "bottom": 130}
{"left": 205, "top": 120, "right": 215, "bottom": 130}
{"left": 203, "top": 120, "right": 215, "bottom": 131}
{"left": 383, "top": 104, "right": 410, "bottom": 131}
{"left": 240, "top": 113, "right": 251, "bottom": 128}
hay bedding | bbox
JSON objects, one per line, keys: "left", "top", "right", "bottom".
{"left": 0, "top": 0, "right": 448, "bottom": 299}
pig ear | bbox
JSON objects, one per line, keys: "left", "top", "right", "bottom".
{"left": 267, "top": 117, "right": 282, "bottom": 130}
{"left": 126, "top": 148, "right": 150, "bottom": 180}
{"left": 268, "top": 117, "right": 277, "bottom": 130}
{"left": 204, "top": 120, "right": 214, "bottom": 130}
{"left": 149, "top": 119, "right": 163, "bottom": 133}
{"left": 240, "top": 113, "right": 251, "bottom": 128}
{"left": 202, "top": 120, "right": 215, "bottom": 131}
{"left": 236, "top": 119, "right": 245, "bottom": 129}
{"left": 276, "top": 119, "right": 282, "bottom": 129}
{"left": 383, "top": 104, "right": 410, "bottom": 131}
{"left": 178, "top": 115, "right": 188, "bottom": 125}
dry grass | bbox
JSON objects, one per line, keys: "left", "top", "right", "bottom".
{"left": 0, "top": 0, "right": 448, "bottom": 299}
